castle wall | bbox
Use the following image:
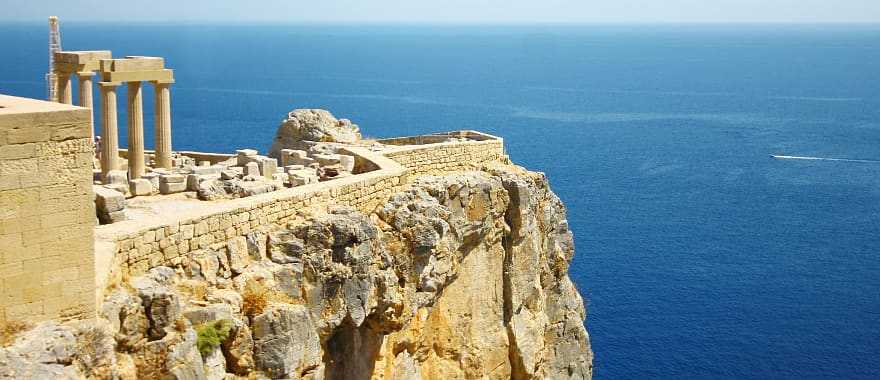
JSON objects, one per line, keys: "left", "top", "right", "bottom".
{"left": 381, "top": 137, "right": 505, "bottom": 177}
{"left": 97, "top": 136, "right": 505, "bottom": 282}
{"left": 0, "top": 95, "right": 95, "bottom": 323}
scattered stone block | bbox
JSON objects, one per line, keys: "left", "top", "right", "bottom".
{"left": 221, "top": 170, "right": 239, "bottom": 181}
{"left": 258, "top": 157, "right": 278, "bottom": 179}
{"left": 160, "top": 174, "right": 185, "bottom": 184}
{"left": 142, "top": 172, "right": 161, "bottom": 189}
{"left": 186, "top": 174, "right": 201, "bottom": 191}
{"left": 284, "top": 165, "right": 304, "bottom": 173}
{"left": 244, "top": 162, "right": 260, "bottom": 177}
{"left": 95, "top": 185, "right": 125, "bottom": 212}
{"left": 104, "top": 170, "right": 127, "bottom": 185}
{"left": 313, "top": 153, "right": 340, "bottom": 166}
{"left": 339, "top": 155, "right": 355, "bottom": 172}
{"left": 130, "top": 178, "right": 153, "bottom": 196}
{"left": 160, "top": 181, "right": 186, "bottom": 194}
{"left": 236, "top": 149, "right": 259, "bottom": 166}
{"left": 199, "top": 161, "right": 211, "bottom": 167}
{"left": 192, "top": 165, "right": 222, "bottom": 176}
{"left": 103, "top": 210, "right": 126, "bottom": 223}
{"left": 289, "top": 169, "right": 318, "bottom": 187}
{"left": 106, "top": 183, "right": 129, "bottom": 196}
{"left": 94, "top": 185, "right": 126, "bottom": 224}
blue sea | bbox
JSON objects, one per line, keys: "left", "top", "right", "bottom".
{"left": 2, "top": 23, "right": 880, "bottom": 379}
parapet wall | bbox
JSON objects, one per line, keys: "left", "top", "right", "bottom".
{"left": 97, "top": 134, "right": 505, "bottom": 287}
{"left": 0, "top": 95, "right": 96, "bottom": 323}
{"left": 380, "top": 131, "right": 505, "bottom": 177}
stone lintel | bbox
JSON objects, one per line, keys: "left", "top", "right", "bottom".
{"left": 102, "top": 56, "right": 165, "bottom": 72}
{"left": 55, "top": 50, "right": 112, "bottom": 65}
{"left": 54, "top": 51, "right": 113, "bottom": 73}
{"left": 101, "top": 69, "right": 174, "bottom": 84}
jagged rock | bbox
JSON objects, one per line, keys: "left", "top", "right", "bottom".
{"left": 182, "top": 303, "right": 234, "bottom": 326}
{"left": 221, "top": 319, "right": 255, "bottom": 375}
{"left": 134, "top": 329, "right": 205, "bottom": 379}
{"left": 13, "top": 164, "right": 591, "bottom": 379}
{"left": 101, "top": 289, "right": 149, "bottom": 350}
{"left": 268, "top": 109, "right": 361, "bottom": 158}
{"left": 132, "top": 269, "right": 183, "bottom": 340}
{"left": 252, "top": 304, "right": 321, "bottom": 378}
{"left": 197, "top": 179, "right": 227, "bottom": 201}
{"left": 203, "top": 348, "right": 226, "bottom": 380}
{"left": 226, "top": 236, "right": 250, "bottom": 275}
{"left": 267, "top": 230, "right": 305, "bottom": 264}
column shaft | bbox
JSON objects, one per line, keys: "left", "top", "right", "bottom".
{"left": 127, "top": 82, "right": 145, "bottom": 179}
{"left": 154, "top": 83, "right": 173, "bottom": 169}
{"left": 58, "top": 73, "right": 73, "bottom": 104}
{"left": 99, "top": 83, "right": 120, "bottom": 180}
{"left": 77, "top": 73, "right": 95, "bottom": 140}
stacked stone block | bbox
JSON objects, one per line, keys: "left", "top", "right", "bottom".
{"left": 0, "top": 95, "right": 96, "bottom": 323}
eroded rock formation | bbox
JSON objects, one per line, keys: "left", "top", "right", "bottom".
{"left": 0, "top": 164, "right": 592, "bottom": 379}
{"left": 268, "top": 109, "right": 362, "bottom": 158}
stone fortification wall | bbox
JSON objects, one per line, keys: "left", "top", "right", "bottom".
{"left": 0, "top": 95, "right": 96, "bottom": 323}
{"left": 98, "top": 147, "right": 407, "bottom": 278}
{"left": 381, "top": 134, "right": 505, "bottom": 177}
{"left": 98, "top": 132, "right": 505, "bottom": 283}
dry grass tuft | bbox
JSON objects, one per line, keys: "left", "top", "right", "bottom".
{"left": 241, "top": 279, "right": 301, "bottom": 318}
{"left": 0, "top": 320, "right": 32, "bottom": 347}
{"left": 241, "top": 280, "right": 270, "bottom": 318}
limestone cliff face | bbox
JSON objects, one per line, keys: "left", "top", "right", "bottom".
{"left": 0, "top": 164, "right": 592, "bottom": 379}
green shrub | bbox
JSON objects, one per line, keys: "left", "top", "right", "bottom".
{"left": 195, "top": 319, "right": 233, "bottom": 357}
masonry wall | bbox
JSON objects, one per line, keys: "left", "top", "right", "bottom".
{"left": 0, "top": 96, "right": 95, "bottom": 323}
{"left": 99, "top": 135, "right": 505, "bottom": 283}
{"left": 382, "top": 138, "right": 505, "bottom": 177}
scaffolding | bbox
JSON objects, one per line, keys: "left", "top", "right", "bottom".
{"left": 46, "top": 16, "right": 62, "bottom": 102}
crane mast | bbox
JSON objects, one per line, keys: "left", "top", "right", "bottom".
{"left": 46, "top": 16, "right": 62, "bottom": 102}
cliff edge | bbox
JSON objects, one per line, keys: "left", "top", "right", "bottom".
{"left": 1, "top": 163, "right": 592, "bottom": 379}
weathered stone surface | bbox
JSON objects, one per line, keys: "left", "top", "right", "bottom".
{"left": 105, "top": 169, "right": 128, "bottom": 185}
{"left": 129, "top": 178, "right": 153, "bottom": 196}
{"left": 267, "top": 230, "right": 305, "bottom": 264}
{"left": 95, "top": 185, "right": 126, "bottom": 224}
{"left": 13, "top": 161, "right": 591, "bottom": 379}
{"left": 0, "top": 322, "right": 79, "bottom": 379}
{"left": 268, "top": 109, "right": 361, "bottom": 157}
{"left": 159, "top": 181, "right": 186, "bottom": 194}
{"left": 221, "top": 318, "right": 255, "bottom": 375}
{"left": 131, "top": 268, "right": 182, "bottom": 340}
{"left": 244, "top": 162, "right": 260, "bottom": 177}
{"left": 252, "top": 304, "right": 321, "bottom": 378}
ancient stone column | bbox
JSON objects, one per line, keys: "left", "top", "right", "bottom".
{"left": 58, "top": 73, "right": 73, "bottom": 104}
{"left": 99, "top": 82, "right": 121, "bottom": 180}
{"left": 154, "top": 83, "right": 172, "bottom": 169}
{"left": 127, "top": 82, "right": 145, "bottom": 179}
{"left": 77, "top": 72, "right": 95, "bottom": 139}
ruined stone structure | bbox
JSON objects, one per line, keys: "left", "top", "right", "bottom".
{"left": 0, "top": 95, "right": 96, "bottom": 323}
{"left": 96, "top": 56, "right": 176, "bottom": 179}
{"left": 1, "top": 19, "right": 590, "bottom": 377}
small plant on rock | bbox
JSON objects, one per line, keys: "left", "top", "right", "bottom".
{"left": 195, "top": 319, "right": 233, "bottom": 357}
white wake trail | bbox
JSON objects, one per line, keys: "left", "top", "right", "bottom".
{"left": 770, "top": 155, "right": 880, "bottom": 163}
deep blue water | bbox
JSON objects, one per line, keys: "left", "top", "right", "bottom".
{"left": 2, "top": 23, "right": 880, "bottom": 379}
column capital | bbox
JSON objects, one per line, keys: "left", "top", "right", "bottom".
{"left": 152, "top": 80, "right": 175, "bottom": 86}
{"left": 76, "top": 71, "right": 96, "bottom": 78}
{"left": 99, "top": 81, "right": 122, "bottom": 88}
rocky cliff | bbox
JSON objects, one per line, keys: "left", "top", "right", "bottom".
{"left": 0, "top": 163, "right": 592, "bottom": 379}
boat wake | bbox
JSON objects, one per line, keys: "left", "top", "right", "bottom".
{"left": 770, "top": 155, "right": 880, "bottom": 163}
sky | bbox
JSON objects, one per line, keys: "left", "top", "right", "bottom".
{"left": 2, "top": 0, "right": 879, "bottom": 23}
